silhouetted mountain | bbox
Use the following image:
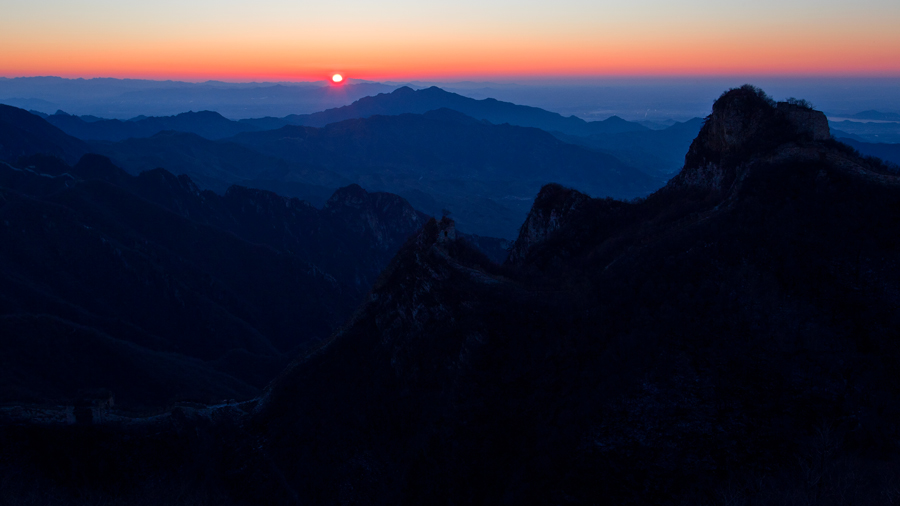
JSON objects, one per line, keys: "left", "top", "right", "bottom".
{"left": 0, "top": 145, "right": 450, "bottom": 409}
{"left": 243, "top": 86, "right": 900, "bottom": 504}
{"left": 239, "top": 85, "right": 649, "bottom": 135}
{"left": 8, "top": 87, "right": 900, "bottom": 505}
{"left": 556, "top": 117, "right": 704, "bottom": 177}
{"left": 230, "top": 108, "right": 657, "bottom": 237}
{"left": 45, "top": 110, "right": 260, "bottom": 141}
{"left": 0, "top": 105, "right": 89, "bottom": 164}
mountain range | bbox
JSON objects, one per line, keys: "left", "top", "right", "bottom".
{"left": 10, "top": 86, "right": 675, "bottom": 238}
{"left": 0, "top": 105, "right": 89, "bottom": 165}
{"left": 0, "top": 77, "right": 396, "bottom": 118}
{"left": 0, "top": 150, "right": 446, "bottom": 408}
{"left": 77, "top": 107, "right": 657, "bottom": 238}
{"left": 241, "top": 86, "right": 651, "bottom": 136}
{"left": 239, "top": 86, "right": 900, "bottom": 505}
{"left": 41, "top": 110, "right": 259, "bottom": 141}
{"left": 3, "top": 86, "right": 900, "bottom": 504}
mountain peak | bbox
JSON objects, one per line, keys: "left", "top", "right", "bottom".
{"left": 672, "top": 85, "right": 831, "bottom": 191}
{"left": 506, "top": 183, "right": 591, "bottom": 265}
{"left": 391, "top": 86, "right": 416, "bottom": 95}
{"left": 701, "top": 85, "right": 828, "bottom": 156}
{"left": 324, "top": 183, "right": 369, "bottom": 209}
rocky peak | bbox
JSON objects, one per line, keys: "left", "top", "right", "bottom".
{"left": 506, "top": 183, "right": 590, "bottom": 265}
{"left": 323, "top": 183, "right": 369, "bottom": 210}
{"left": 671, "top": 85, "right": 831, "bottom": 191}
{"left": 776, "top": 102, "right": 830, "bottom": 141}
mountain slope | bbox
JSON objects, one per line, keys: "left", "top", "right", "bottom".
{"left": 249, "top": 86, "right": 900, "bottom": 504}
{"left": 0, "top": 105, "right": 89, "bottom": 164}
{"left": 6, "top": 87, "right": 900, "bottom": 505}
{"left": 0, "top": 148, "right": 446, "bottom": 408}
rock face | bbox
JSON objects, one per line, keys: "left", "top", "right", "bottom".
{"left": 671, "top": 85, "right": 832, "bottom": 192}
{"left": 777, "top": 102, "right": 830, "bottom": 141}
{"left": 506, "top": 183, "right": 591, "bottom": 265}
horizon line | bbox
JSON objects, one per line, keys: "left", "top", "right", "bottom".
{"left": 3, "top": 73, "right": 900, "bottom": 85}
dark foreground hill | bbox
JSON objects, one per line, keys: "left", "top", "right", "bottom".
{"left": 0, "top": 151, "right": 442, "bottom": 409}
{"left": 5, "top": 86, "right": 900, "bottom": 504}
{"left": 0, "top": 104, "right": 89, "bottom": 164}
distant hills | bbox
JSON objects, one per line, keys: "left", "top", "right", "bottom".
{"left": 87, "top": 130, "right": 348, "bottom": 199}
{"left": 829, "top": 120, "right": 900, "bottom": 143}
{"left": 242, "top": 86, "right": 650, "bottom": 136}
{"left": 838, "top": 137, "right": 900, "bottom": 167}
{"left": 846, "top": 110, "right": 900, "bottom": 122}
{"left": 827, "top": 110, "right": 900, "bottom": 143}
{"left": 68, "top": 105, "right": 659, "bottom": 238}
{"left": 227, "top": 108, "right": 658, "bottom": 237}
{"left": 0, "top": 76, "right": 395, "bottom": 118}
{"left": 555, "top": 117, "right": 704, "bottom": 177}
{"left": 35, "top": 86, "right": 650, "bottom": 142}
{"left": 42, "top": 110, "right": 259, "bottom": 141}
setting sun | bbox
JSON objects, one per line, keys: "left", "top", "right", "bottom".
{"left": 332, "top": 74, "right": 343, "bottom": 83}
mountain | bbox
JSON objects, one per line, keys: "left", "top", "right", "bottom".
{"left": 555, "top": 117, "right": 705, "bottom": 177}
{"left": 229, "top": 108, "right": 658, "bottom": 237}
{"left": 848, "top": 110, "right": 900, "bottom": 121}
{"left": 0, "top": 143, "right": 460, "bottom": 409}
{"left": 8, "top": 86, "right": 900, "bottom": 505}
{"left": 240, "top": 85, "right": 649, "bottom": 136}
{"left": 242, "top": 86, "right": 900, "bottom": 504}
{"left": 88, "top": 130, "right": 349, "bottom": 196}
{"left": 827, "top": 119, "right": 900, "bottom": 143}
{"left": 44, "top": 110, "right": 260, "bottom": 141}
{"left": 58, "top": 104, "right": 654, "bottom": 239}
{"left": 0, "top": 104, "right": 89, "bottom": 164}
{"left": 834, "top": 137, "right": 900, "bottom": 167}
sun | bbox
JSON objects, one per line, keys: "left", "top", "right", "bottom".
{"left": 332, "top": 74, "right": 343, "bottom": 83}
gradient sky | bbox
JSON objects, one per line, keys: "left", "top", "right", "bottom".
{"left": 3, "top": 0, "right": 899, "bottom": 80}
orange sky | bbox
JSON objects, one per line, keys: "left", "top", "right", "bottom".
{"left": 3, "top": 0, "right": 899, "bottom": 81}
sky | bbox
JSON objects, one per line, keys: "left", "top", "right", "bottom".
{"left": 2, "top": 0, "right": 900, "bottom": 81}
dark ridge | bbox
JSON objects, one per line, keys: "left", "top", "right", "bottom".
{"left": 0, "top": 105, "right": 89, "bottom": 164}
